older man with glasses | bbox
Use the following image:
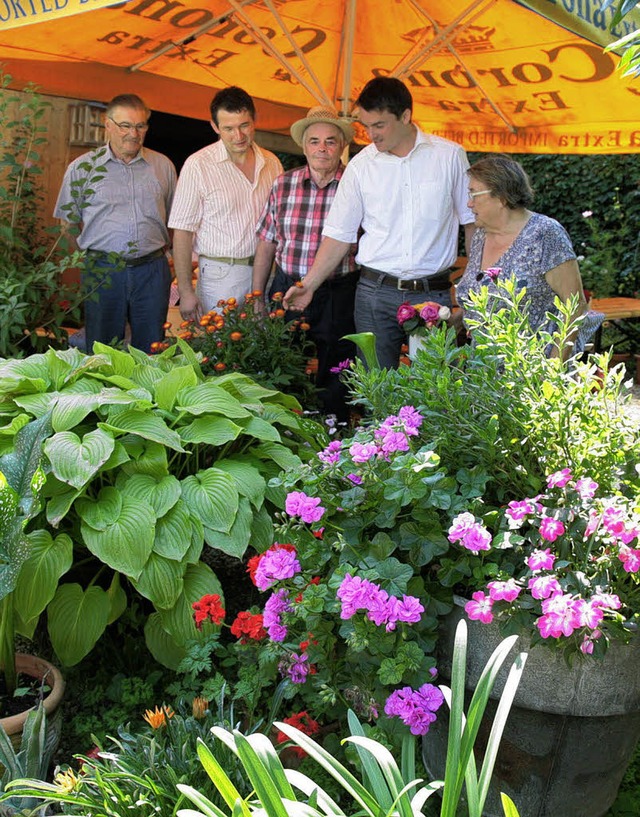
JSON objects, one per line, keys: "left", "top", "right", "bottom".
{"left": 55, "top": 93, "right": 176, "bottom": 353}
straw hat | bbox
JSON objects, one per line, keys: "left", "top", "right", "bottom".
{"left": 290, "top": 105, "right": 354, "bottom": 147}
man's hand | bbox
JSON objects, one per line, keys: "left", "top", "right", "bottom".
{"left": 179, "top": 288, "right": 202, "bottom": 322}
{"left": 283, "top": 282, "right": 312, "bottom": 312}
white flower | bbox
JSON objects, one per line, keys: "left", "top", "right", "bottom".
{"left": 582, "top": 210, "right": 593, "bottom": 218}
{"left": 438, "top": 306, "right": 452, "bottom": 321}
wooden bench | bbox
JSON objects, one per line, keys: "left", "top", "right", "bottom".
{"left": 590, "top": 297, "right": 640, "bottom": 353}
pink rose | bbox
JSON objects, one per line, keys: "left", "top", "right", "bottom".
{"left": 419, "top": 302, "right": 441, "bottom": 326}
{"left": 397, "top": 302, "right": 417, "bottom": 326}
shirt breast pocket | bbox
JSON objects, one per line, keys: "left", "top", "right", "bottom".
{"left": 418, "top": 182, "right": 448, "bottom": 222}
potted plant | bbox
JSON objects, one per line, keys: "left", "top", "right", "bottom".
{"left": 396, "top": 300, "right": 452, "bottom": 359}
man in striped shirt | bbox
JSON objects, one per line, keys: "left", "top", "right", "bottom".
{"left": 252, "top": 106, "right": 359, "bottom": 421}
{"left": 169, "top": 86, "right": 282, "bottom": 319}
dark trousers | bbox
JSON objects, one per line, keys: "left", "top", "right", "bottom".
{"left": 270, "top": 267, "right": 359, "bottom": 422}
{"left": 82, "top": 255, "right": 172, "bottom": 354}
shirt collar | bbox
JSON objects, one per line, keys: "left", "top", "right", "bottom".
{"left": 104, "top": 143, "right": 147, "bottom": 164}
{"left": 302, "top": 162, "right": 345, "bottom": 186}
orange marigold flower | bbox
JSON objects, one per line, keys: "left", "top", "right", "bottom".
{"left": 215, "top": 318, "right": 225, "bottom": 328}
{"left": 252, "top": 289, "right": 263, "bottom": 297}
{"left": 162, "top": 321, "right": 172, "bottom": 330}
{"left": 239, "top": 312, "right": 248, "bottom": 319}
{"left": 206, "top": 325, "right": 217, "bottom": 334}
{"left": 271, "top": 291, "right": 283, "bottom": 301}
{"left": 192, "top": 697, "right": 209, "bottom": 719}
{"left": 178, "top": 331, "right": 193, "bottom": 340}
{"left": 299, "top": 322, "right": 311, "bottom": 332}
{"left": 214, "top": 361, "right": 226, "bottom": 371}
{"left": 192, "top": 593, "right": 225, "bottom": 628}
{"left": 143, "top": 705, "right": 175, "bottom": 729}
{"left": 227, "top": 297, "right": 237, "bottom": 305}
{"left": 229, "top": 331, "right": 243, "bottom": 341}
{"left": 199, "top": 316, "right": 211, "bottom": 326}
{"left": 274, "top": 308, "right": 286, "bottom": 318}
{"left": 180, "top": 320, "right": 191, "bottom": 329}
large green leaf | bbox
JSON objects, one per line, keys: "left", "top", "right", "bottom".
{"left": 180, "top": 416, "right": 243, "bottom": 446}
{"left": 252, "top": 442, "right": 302, "bottom": 472}
{"left": 51, "top": 387, "right": 137, "bottom": 432}
{"left": 181, "top": 468, "right": 238, "bottom": 533}
{"left": 131, "top": 552, "right": 184, "bottom": 609}
{"left": 44, "top": 428, "right": 115, "bottom": 490}
{"left": 214, "top": 457, "right": 266, "bottom": 509}
{"left": 157, "top": 562, "right": 223, "bottom": 645}
{"left": 121, "top": 438, "right": 169, "bottom": 478}
{"left": 13, "top": 530, "right": 73, "bottom": 625}
{"left": 238, "top": 416, "right": 282, "bottom": 443}
{"left": 106, "top": 572, "right": 128, "bottom": 625}
{"left": 12, "top": 393, "right": 56, "bottom": 417}
{"left": 80, "top": 493, "right": 155, "bottom": 579}
{"left": 154, "top": 365, "right": 199, "bottom": 411}
{"left": 99, "top": 408, "right": 185, "bottom": 452}
{"left": 175, "top": 382, "right": 251, "bottom": 418}
{"left": 75, "top": 485, "right": 122, "bottom": 531}
{"left": 153, "top": 499, "right": 194, "bottom": 561}
{"left": 204, "top": 496, "right": 253, "bottom": 559}
{"left": 47, "top": 583, "right": 111, "bottom": 666}
{"left": 0, "top": 413, "right": 51, "bottom": 514}
{"left": 144, "top": 612, "right": 186, "bottom": 671}
{"left": 120, "top": 473, "right": 181, "bottom": 519}
{"left": 0, "top": 414, "right": 30, "bottom": 438}
{"left": 89, "top": 344, "right": 137, "bottom": 376}
{"left": 249, "top": 504, "right": 275, "bottom": 553}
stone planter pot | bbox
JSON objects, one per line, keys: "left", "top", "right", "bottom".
{"left": 1, "top": 654, "right": 65, "bottom": 752}
{"left": 407, "top": 334, "right": 426, "bottom": 360}
{"left": 423, "top": 599, "right": 640, "bottom": 817}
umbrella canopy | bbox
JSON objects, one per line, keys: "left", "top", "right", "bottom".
{"left": 1, "top": 0, "right": 639, "bottom": 153}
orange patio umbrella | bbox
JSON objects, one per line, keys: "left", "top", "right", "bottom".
{"left": 0, "top": 0, "right": 639, "bottom": 154}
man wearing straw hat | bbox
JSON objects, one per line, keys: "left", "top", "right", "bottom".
{"left": 252, "top": 105, "right": 359, "bottom": 422}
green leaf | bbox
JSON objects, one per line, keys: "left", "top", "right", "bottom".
{"left": 44, "top": 428, "right": 115, "bottom": 490}
{"left": 99, "top": 408, "right": 185, "bottom": 452}
{"left": 47, "top": 583, "right": 111, "bottom": 666}
{"left": 343, "top": 332, "right": 380, "bottom": 369}
{"left": 252, "top": 442, "right": 302, "bottom": 472}
{"left": 181, "top": 468, "right": 239, "bottom": 533}
{"left": 120, "top": 473, "right": 181, "bottom": 518}
{"left": 154, "top": 365, "right": 199, "bottom": 411}
{"left": 13, "top": 530, "right": 73, "bottom": 626}
{"left": 204, "top": 496, "right": 253, "bottom": 559}
{"left": 79, "top": 492, "right": 155, "bottom": 579}
{"left": 131, "top": 552, "right": 184, "bottom": 609}
{"left": 144, "top": 612, "right": 186, "bottom": 671}
{"left": 75, "top": 485, "right": 122, "bottom": 530}
{"left": 214, "top": 457, "right": 266, "bottom": 509}
{"left": 153, "top": 499, "right": 194, "bottom": 560}
{"left": 180, "top": 416, "right": 243, "bottom": 446}
{"left": 176, "top": 382, "right": 252, "bottom": 418}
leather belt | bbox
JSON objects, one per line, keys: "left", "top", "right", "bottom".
{"left": 88, "top": 248, "right": 165, "bottom": 267}
{"left": 360, "top": 266, "right": 451, "bottom": 292}
{"left": 201, "top": 254, "right": 254, "bottom": 266}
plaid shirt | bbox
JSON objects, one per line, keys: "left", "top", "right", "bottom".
{"left": 256, "top": 164, "right": 357, "bottom": 279}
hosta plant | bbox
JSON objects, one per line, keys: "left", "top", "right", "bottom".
{"left": 0, "top": 341, "right": 324, "bottom": 673}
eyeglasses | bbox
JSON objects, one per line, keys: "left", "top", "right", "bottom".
{"left": 108, "top": 117, "right": 149, "bottom": 133}
{"left": 468, "top": 189, "right": 492, "bottom": 199}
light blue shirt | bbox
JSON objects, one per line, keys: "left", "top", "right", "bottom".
{"left": 55, "top": 144, "right": 177, "bottom": 257}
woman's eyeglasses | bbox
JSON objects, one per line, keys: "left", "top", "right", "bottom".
{"left": 468, "top": 189, "right": 492, "bottom": 199}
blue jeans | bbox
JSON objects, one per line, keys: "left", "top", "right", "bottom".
{"left": 82, "top": 255, "right": 171, "bottom": 354}
{"left": 354, "top": 276, "right": 452, "bottom": 369}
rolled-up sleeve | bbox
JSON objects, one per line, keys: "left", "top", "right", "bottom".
{"left": 321, "top": 163, "right": 364, "bottom": 244}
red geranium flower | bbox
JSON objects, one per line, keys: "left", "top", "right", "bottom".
{"left": 276, "top": 711, "right": 321, "bottom": 758}
{"left": 192, "top": 594, "right": 225, "bottom": 629}
{"left": 230, "top": 611, "right": 267, "bottom": 643}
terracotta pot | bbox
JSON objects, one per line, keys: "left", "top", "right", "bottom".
{"left": 1, "top": 654, "right": 65, "bottom": 750}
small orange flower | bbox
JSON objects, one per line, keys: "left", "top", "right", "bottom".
{"left": 217, "top": 299, "right": 226, "bottom": 307}
{"left": 274, "top": 308, "right": 286, "bottom": 318}
{"left": 199, "top": 315, "right": 211, "bottom": 326}
{"left": 299, "top": 322, "right": 311, "bottom": 331}
{"left": 229, "top": 331, "right": 243, "bottom": 341}
{"left": 206, "top": 324, "right": 217, "bottom": 334}
{"left": 180, "top": 320, "right": 191, "bottom": 329}
{"left": 271, "top": 291, "right": 283, "bottom": 302}
{"left": 239, "top": 312, "right": 247, "bottom": 319}
{"left": 150, "top": 342, "right": 161, "bottom": 352}
{"left": 252, "top": 289, "right": 263, "bottom": 297}
{"left": 192, "top": 697, "right": 209, "bottom": 719}
{"left": 215, "top": 318, "right": 225, "bottom": 329}
{"left": 178, "top": 331, "right": 193, "bottom": 340}
{"left": 294, "top": 281, "right": 304, "bottom": 288}
{"left": 214, "top": 362, "right": 227, "bottom": 371}
{"left": 143, "top": 705, "right": 175, "bottom": 729}
{"left": 269, "top": 311, "right": 277, "bottom": 319}
{"left": 227, "top": 297, "right": 237, "bottom": 306}
{"left": 162, "top": 321, "right": 171, "bottom": 330}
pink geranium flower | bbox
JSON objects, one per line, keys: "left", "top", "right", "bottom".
{"left": 465, "top": 591, "right": 494, "bottom": 624}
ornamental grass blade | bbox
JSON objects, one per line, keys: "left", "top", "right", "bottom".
{"left": 284, "top": 768, "right": 343, "bottom": 815}
{"left": 233, "top": 732, "right": 291, "bottom": 817}
{"left": 410, "top": 780, "right": 444, "bottom": 813}
{"left": 476, "top": 653, "right": 527, "bottom": 816}
{"left": 177, "top": 784, "right": 229, "bottom": 817}
{"left": 439, "top": 618, "right": 468, "bottom": 816}
{"left": 274, "top": 723, "right": 378, "bottom": 817}
{"left": 239, "top": 732, "right": 296, "bottom": 801}
{"left": 500, "top": 792, "right": 521, "bottom": 816}
{"left": 346, "top": 710, "right": 393, "bottom": 812}
{"left": 343, "top": 736, "right": 412, "bottom": 817}
{"left": 193, "top": 739, "right": 248, "bottom": 817}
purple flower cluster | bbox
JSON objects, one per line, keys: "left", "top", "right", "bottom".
{"left": 263, "top": 589, "right": 293, "bottom": 642}
{"left": 318, "top": 440, "right": 342, "bottom": 465}
{"left": 254, "top": 546, "right": 301, "bottom": 592}
{"left": 285, "top": 491, "right": 326, "bottom": 524}
{"left": 448, "top": 513, "right": 492, "bottom": 553}
{"left": 279, "top": 652, "right": 311, "bottom": 684}
{"left": 384, "top": 683, "right": 445, "bottom": 735}
{"left": 337, "top": 574, "right": 424, "bottom": 632}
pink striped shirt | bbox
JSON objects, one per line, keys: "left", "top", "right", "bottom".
{"left": 168, "top": 140, "right": 282, "bottom": 258}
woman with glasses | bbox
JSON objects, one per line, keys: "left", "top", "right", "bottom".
{"left": 455, "top": 154, "right": 601, "bottom": 357}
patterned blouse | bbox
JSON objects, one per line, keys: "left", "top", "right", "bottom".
{"left": 456, "top": 212, "right": 603, "bottom": 354}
